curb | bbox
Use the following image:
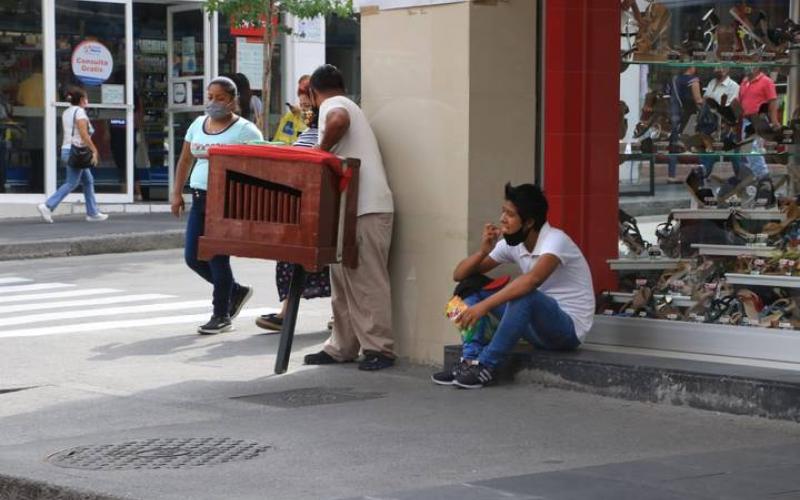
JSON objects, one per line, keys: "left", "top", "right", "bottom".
{"left": 0, "top": 230, "right": 185, "bottom": 261}
{"left": 0, "top": 473, "right": 122, "bottom": 500}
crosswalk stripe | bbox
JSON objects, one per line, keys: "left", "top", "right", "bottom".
{"left": 0, "top": 307, "right": 278, "bottom": 338}
{"left": 0, "top": 294, "right": 175, "bottom": 315}
{"left": 0, "top": 283, "right": 75, "bottom": 294}
{"left": 0, "top": 289, "right": 121, "bottom": 304}
{"left": 0, "top": 300, "right": 213, "bottom": 327}
{"left": 0, "top": 278, "right": 33, "bottom": 285}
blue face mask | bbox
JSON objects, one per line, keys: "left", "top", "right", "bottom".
{"left": 206, "top": 101, "right": 233, "bottom": 120}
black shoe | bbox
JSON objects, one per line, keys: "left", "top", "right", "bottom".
{"left": 431, "top": 360, "right": 468, "bottom": 386}
{"left": 198, "top": 315, "right": 233, "bottom": 335}
{"left": 229, "top": 285, "right": 253, "bottom": 319}
{"left": 304, "top": 350, "right": 339, "bottom": 365}
{"left": 358, "top": 351, "right": 395, "bottom": 371}
{"left": 454, "top": 363, "right": 495, "bottom": 389}
{"left": 255, "top": 313, "right": 283, "bottom": 331}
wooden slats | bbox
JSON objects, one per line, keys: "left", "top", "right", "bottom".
{"left": 224, "top": 175, "right": 301, "bottom": 224}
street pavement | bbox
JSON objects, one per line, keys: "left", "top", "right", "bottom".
{"left": 2, "top": 250, "right": 800, "bottom": 499}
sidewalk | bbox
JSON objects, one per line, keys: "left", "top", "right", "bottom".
{"left": 0, "top": 212, "right": 185, "bottom": 260}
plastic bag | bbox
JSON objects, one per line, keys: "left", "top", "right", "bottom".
{"left": 445, "top": 295, "right": 500, "bottom": 344}
{"left": 271, "top": 108, "right": 307, "bottom": 144}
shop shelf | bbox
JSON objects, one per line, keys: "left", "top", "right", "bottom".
{"left": 671, "top": 208, "right": 784, "bottom": 221}
{"left": 621, "top": 59, "right": 800, "bottom": 69}
{"left": 620, "top": 151, "right": 792, "bottom": 159}
{"left": 724, "top": 273, "right": 800, "bottom": 288}
{"left": 691, "top": 243, "right": 777, "bottom": 257}
{"left": 604, "top": 291, "right": 696, "bottom": 308}
{"left": 607, "top": 258, "right": 689, "bottom": 271}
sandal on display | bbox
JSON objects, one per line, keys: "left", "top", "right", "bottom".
{"left": 619, "top": 209, "right": 651, "bottom": 256}
{"left": 655, "top": 213, "right": 680, "bottom": 258}
{"left": 759, "top": 298, "right": 797, "bottom": 328}
{"left": 705, "top": 295, "right": 744, "bottom": 325}
{"left": 735, "top": 288, "right": 765, "bottom": 325}
{"left": 654, "top": 295, "right": 682, "bottom": 321}
{"left": 685, "top": 168, "right": 715, "bottom": 207}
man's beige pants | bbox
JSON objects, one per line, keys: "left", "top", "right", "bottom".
{"left": 323, "top": 213, "right": 394, "bottom": 361}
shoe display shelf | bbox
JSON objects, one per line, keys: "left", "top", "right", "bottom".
{"left": 608, "top": 258, "right": 691, "bottom": 271}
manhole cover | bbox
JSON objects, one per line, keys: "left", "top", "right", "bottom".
{"left": 47, "top": 438, "right": 271, "bottom": 470}
{"left": 233, "top": 387, "right": 385, "bottom": 408}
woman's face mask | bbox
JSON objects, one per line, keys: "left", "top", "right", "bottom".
{"left": 206, "top": 100, "right": 234, "bottom": 120}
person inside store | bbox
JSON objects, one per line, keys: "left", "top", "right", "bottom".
{"left": 16, "top": 52, "right": 44, "bottom": 193}
{"left": 739, "top": 66, "right": 780, "bottom": 181}
{"left": 432, "top": 183, "right": 595, "bottom": 389}
{"left": 667, "top": 65, "right": 704, "bottom": 183}
{"left": 37, "top": 85, "right": 108, "bottom": 223}
{"left": 303, "top": 64, "right": 396, "bottom": 371}
{"left": 255, "top": 76, "right": 332, "bottom": 332}
{"left": 170, "top": 76, "right": 263, "bottom": 335}
{"left": 699, "top": 66, "right": 741, "bottom": 182}
{"left": 230, "top": 73, "right": 263, "bottom": 131}
{"left": 271, "top": 75, "right": 311, "bottom": 144}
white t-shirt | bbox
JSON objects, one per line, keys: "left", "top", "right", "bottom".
{"left": 61, "top": 106, "right": 94, "bottom": 149}
{"left": 318, "top": 95, "right": 394, "bottom": 215}
{"left": 489, "top": 223, "right": 595, "bottom": 341}
{"left": 704, "top": 76, "right": 740, "bottom": 106}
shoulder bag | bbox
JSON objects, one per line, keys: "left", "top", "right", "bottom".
{"left": 67, "top": 108, "right": 94, "bottom": 169}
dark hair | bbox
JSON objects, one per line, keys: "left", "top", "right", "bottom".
{"left": 65, "top": 85, "right": 87, "bottom": 105}
{"left": 209, "top": 76, "right": 238, "bottom": 99}
{"left": 231, "top": 73, "right": 253, "bottom": 121}
{"left": 310, "top": 64, "right": 345, "bottom": 93}
{"left": 504, "top": 182, "right": 548, "bottom": 231}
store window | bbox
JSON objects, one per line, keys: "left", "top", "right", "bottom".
{"left": 0, "top": 0, "right": 44, "bottom": 194}
{"left": 55, "top": 0, "right": 128, "bottom": 195}
{"left": 610, "top": 1, "right": 800, "bottom": 333}
{"left": 326, "top": 14, "right": 360, "bottom": 104}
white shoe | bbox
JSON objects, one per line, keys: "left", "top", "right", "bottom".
{"left": 37, "top": 203, "right": 53, "bottom": 223}
{"left": 86, "top": 213, "right": 109, "bottom": 222}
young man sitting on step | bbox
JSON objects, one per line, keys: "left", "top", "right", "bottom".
{"left": 433, "top": 183, "right": 595, "bottom": 389}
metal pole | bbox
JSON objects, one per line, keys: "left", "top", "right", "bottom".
{"left": 274, "top": 263, "right": 305, "bottom": 374}
{"left": 790, "top": 0, "right": 799, "bottom": 119}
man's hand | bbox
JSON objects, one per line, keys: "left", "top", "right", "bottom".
{"left": 456, "top": 303, "right": 488, "bottom": 330}
{"left": 480, "top": 223, "right": 500, "bottom": 255}
{"left": 170, "top": 193, "right": 185, "bottom": 218}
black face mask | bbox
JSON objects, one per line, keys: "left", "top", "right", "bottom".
{"left": 503, "top": 222, "right": 533, "bottom": 247}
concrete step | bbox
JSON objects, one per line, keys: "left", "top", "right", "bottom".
{"left": 443, "top": 345, "right": 800, "bottom": 422}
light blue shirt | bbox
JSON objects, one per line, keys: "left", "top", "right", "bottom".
{"left": 185, "top": 116, "right": 263, "bottom": 190}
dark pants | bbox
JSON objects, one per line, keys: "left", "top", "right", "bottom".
{"left": 184, "top": 190, "right": 240, "bottom": 317}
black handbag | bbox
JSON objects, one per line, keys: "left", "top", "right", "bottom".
{"left": 67, "top": 108, "right": 93, "bottom": 169}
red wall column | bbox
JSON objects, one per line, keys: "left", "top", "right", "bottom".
{"left": 544, "top": 0, "right": 619, "bottom": 291}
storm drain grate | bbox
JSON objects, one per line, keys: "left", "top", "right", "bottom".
{"left": 47, "top": 437, "right": 271, "bottom": 470}
{"left": 233, "top": 387, "right": 385, "bottom": 408}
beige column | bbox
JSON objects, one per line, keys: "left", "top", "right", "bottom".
{"left": 361, "top": 0, "right": 538, "bottom": 364}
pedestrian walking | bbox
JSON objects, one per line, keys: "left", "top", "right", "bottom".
{"left": 256, "top": 77, "right": 333, "bottom": 332}
{"left": 302, "top": 64, "right": 396, "bottom": 371}
{"left": 37, "top": 86, "right": 107, "bottom": 223}
{"left": 171, "top": 76, "right": 263, "bottom": 334}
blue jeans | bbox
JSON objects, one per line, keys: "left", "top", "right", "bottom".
{"left": 463, "top": 288, "right": 581, "bottom": 369}
{"left": 700, "top": 130, "right": 742, "bottom": 179}
{"left": 742, "top": 118, "right": 768, "bottom": 179}
{"left": 184, "top": 191, "right": 241, "bottom": 317}
{"left": 45, "top": 148, "right": 99, "bottom": 216}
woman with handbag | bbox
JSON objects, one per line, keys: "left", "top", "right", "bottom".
{"left": 37, "top": 86, "right": 107, "bottom": 223}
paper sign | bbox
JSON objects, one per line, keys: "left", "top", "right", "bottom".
{"left": 71, "top": 41, "right": 113, "bottom": 86}
{"left": 236, "top": 38, "right": 263, "bottom": 90}
{"left": 296, "top": 18, "right": 323, "bottom": 43}
{"left": 101, "top": 84, "right": 125, "bottom": 104}
{"left": 172, "top": 81, "right": 189, "bottom": 106}
{"left": 182, "top": 36, "right": 197, "bottom": 74}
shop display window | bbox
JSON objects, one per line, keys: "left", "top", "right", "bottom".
{"left": 608, "top": 1, "right": 800, "bottom": 332}
{"left": 0, "top": 0, "right": 44, "bottom": 194}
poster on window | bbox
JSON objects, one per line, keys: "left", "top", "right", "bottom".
{"left": 182, "top": 36, "right": 197, "bottom": 74}
{"left": 296, "top": 18, "right": 323, "bottom": 43}
{"left": 71, "top": 41, "right": 113, "bottom": 86}
{"left": 236, "top": 38, "right": 263, "bottom": 90}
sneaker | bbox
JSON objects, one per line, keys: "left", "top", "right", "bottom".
{"left": 303, "top": 350, "right": 339, "bottom": 365}
{"left": 197, "top": 315, "right": 233, "bottom": 335}
{"left": 431, "top": 359, "right": 469, "bottom": 386}
{"left": 37, "top": 204, "right": 53, "bottom": 224}
{"left": 255, "top": 313, "right": 282, "bottom": 331}
{"left": 229, "top": 284, "right": 253, "bottom": 319}
{"left": 454, "top": 363, "right": 495, "bottom": 389}
{"left": 358, "top": 351, "right": 395, "bottom": 371}
{"left": 86, "top": 213, "right": 109, "bottom": 222}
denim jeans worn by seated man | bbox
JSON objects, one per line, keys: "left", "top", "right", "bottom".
{"left": 461, "top": 287, "right": 581, "bottom": 369}
{"left": 44, "top": 148, "right": 100, "bottom": 216}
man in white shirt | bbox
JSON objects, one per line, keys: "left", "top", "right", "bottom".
{"left": 700, "top": 67, "right": 742, "bottom": 180}
{"left": 434, "top": 183, "right": 595, "bottom": 389}
{"left": 303, "top": 64, "right": 396, "bottom": 371}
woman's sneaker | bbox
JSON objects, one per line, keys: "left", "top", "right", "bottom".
{"left": 37, "top": 204, "right": 53, "bottom": 223}
{"left": 86, "top": 213, "right": 109, "bottom": 222}
{"left": 431, "top": 360, "right": 469, "bottom": 386}
{"left": 198, "top": 315, "right": 233, "bottom": 335}
{"left": 454, "top": 363, "right": 495, "bottom": 389}
{"left": 229, "top": 285, "right": 253, "bottom": 319}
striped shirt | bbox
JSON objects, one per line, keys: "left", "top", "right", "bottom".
{"left": 293, "top": 127, "right": 319, "bottom": 148}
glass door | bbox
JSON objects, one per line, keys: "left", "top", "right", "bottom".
{"left": 51, "top": 0, "right": 134, "bottom": 202}
{"left": 167, "top": 4, "right": 212, "bottom": 195}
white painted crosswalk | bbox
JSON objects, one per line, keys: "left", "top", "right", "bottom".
{"left": 0, "top": 276, "right": 276, "bottom": 339}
